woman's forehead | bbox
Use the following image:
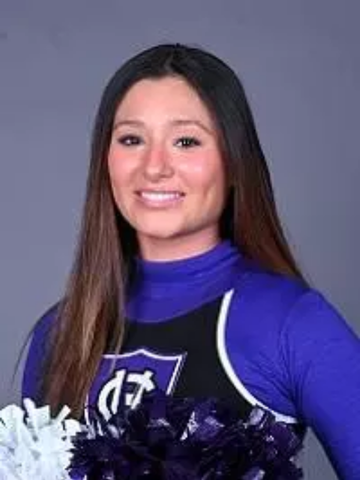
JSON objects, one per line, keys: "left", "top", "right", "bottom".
{"left": 116, "top": 77, "right": 209, "bottom": 115}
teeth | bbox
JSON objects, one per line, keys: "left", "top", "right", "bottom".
{"left": 140, "top": 191, "right": 182, "bottom": 201}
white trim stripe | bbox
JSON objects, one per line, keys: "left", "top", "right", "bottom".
{"left": 216, "top": 289, "right": 297, "bottom": 424}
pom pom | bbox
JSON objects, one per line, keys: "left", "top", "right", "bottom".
{"left": 0, "top": 398, "right": 81, "bottom": 480}
{"left": 70, "top": 392, "right": 303, "bottom": 479}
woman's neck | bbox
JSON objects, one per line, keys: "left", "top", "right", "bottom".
{"left": 137, "top": 230, "right": 221, "bottom": 262}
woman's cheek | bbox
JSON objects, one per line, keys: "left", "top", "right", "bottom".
{"left": 177, "top": 157, "right": 208, "bottom": 176}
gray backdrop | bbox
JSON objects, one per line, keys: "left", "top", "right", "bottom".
{"left": 0, "top": 1, "right": 359, "bottom": 478}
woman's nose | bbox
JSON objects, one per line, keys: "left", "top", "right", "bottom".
{"left": 142, "top": 145, "right": 174, "bottom": 181}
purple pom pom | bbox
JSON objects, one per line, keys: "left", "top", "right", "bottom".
{"left": 70, "top": 392, "right": 303, "bottom": 480}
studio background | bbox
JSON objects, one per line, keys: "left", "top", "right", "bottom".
{"left": 0, "top": 1, "right": 359, "bottom": 478}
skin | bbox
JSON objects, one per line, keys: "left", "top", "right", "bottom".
{"left": 107, "top": 76, "right": 226, "bottom": 261}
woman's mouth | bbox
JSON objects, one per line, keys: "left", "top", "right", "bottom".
{"left": 136, "top": 190, "right": 185, "bottom": 207}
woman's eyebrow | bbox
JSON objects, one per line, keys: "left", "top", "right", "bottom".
{"left": 112, "top": 118, "right": 214, "bottom": 135}
{"left": 112, "top": 119, "right": 144, "bottom": 131}
{"left": 169, "top": 119, "right": 214, "bottom": 135}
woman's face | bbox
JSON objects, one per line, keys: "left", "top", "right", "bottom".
{"left": 107, "top": 76, "right": 226, "bottom": 260}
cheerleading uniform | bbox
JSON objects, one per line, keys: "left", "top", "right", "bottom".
{"left": 23, "top": 241, "right": 360, "bottom": 479}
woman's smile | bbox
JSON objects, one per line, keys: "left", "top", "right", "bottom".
{"left": 135, "top": 189, "right": 186, "bottom": 208}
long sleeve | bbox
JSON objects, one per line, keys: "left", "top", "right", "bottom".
{"left": 224, "top": 270, "right": 360, "bottom": 479}
{"left": 281, "top": 291, "right": 360, "bottom": 479}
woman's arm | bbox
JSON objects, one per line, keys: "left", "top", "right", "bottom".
{"left": 225, "top": 273, "right": 360, "bottom": 478}
{"left": 281, "top": 291, "right": 360, "bottom": 479}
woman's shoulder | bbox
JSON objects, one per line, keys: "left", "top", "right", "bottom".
{"left": 224, "top": 268, "right": 315, "bottom": 371}
{"left": 35, "top": 302, "right": 60, "bottom": 335}
{"left": 226, "top": 263, "right": 359, "bottom": 384}
{"left": 226, "top": 264, "right": 359, "bottom": 383}
{"left": 223, "top": 266, "right": 359, "bottom": 418}
{"left": 230, "top": 265, "right": 312, "bottom": 326}
{"left": 230, "top": 265, "right": 352, "bottom": 337}
{"left": 28, "top": 302, "right": 61, "bottom": 351}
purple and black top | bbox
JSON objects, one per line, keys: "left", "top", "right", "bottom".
{"left": 23, "top": 241, "right": 360, "bottom": 478}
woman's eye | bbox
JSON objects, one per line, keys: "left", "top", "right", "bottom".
{"left": 175, "top": 137, "right": 201, "bottom": 148}
{"left": 117, "top": 135, "right": 143, "bottom": 146}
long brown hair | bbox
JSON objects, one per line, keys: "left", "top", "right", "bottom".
{"left": 42, "top": 44, "right": 305, "bottom": 416}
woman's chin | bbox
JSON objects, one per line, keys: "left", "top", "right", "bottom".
{"left": 137, "top": 228, "right": 183, "bottom": 242}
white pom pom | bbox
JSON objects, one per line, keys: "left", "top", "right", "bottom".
{"left": 0, "top": 399, "right": 82, "bottom": 480}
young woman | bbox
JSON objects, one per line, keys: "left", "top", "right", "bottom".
{"left": 23, "top": 44, "right": 360, "bottom": 478}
